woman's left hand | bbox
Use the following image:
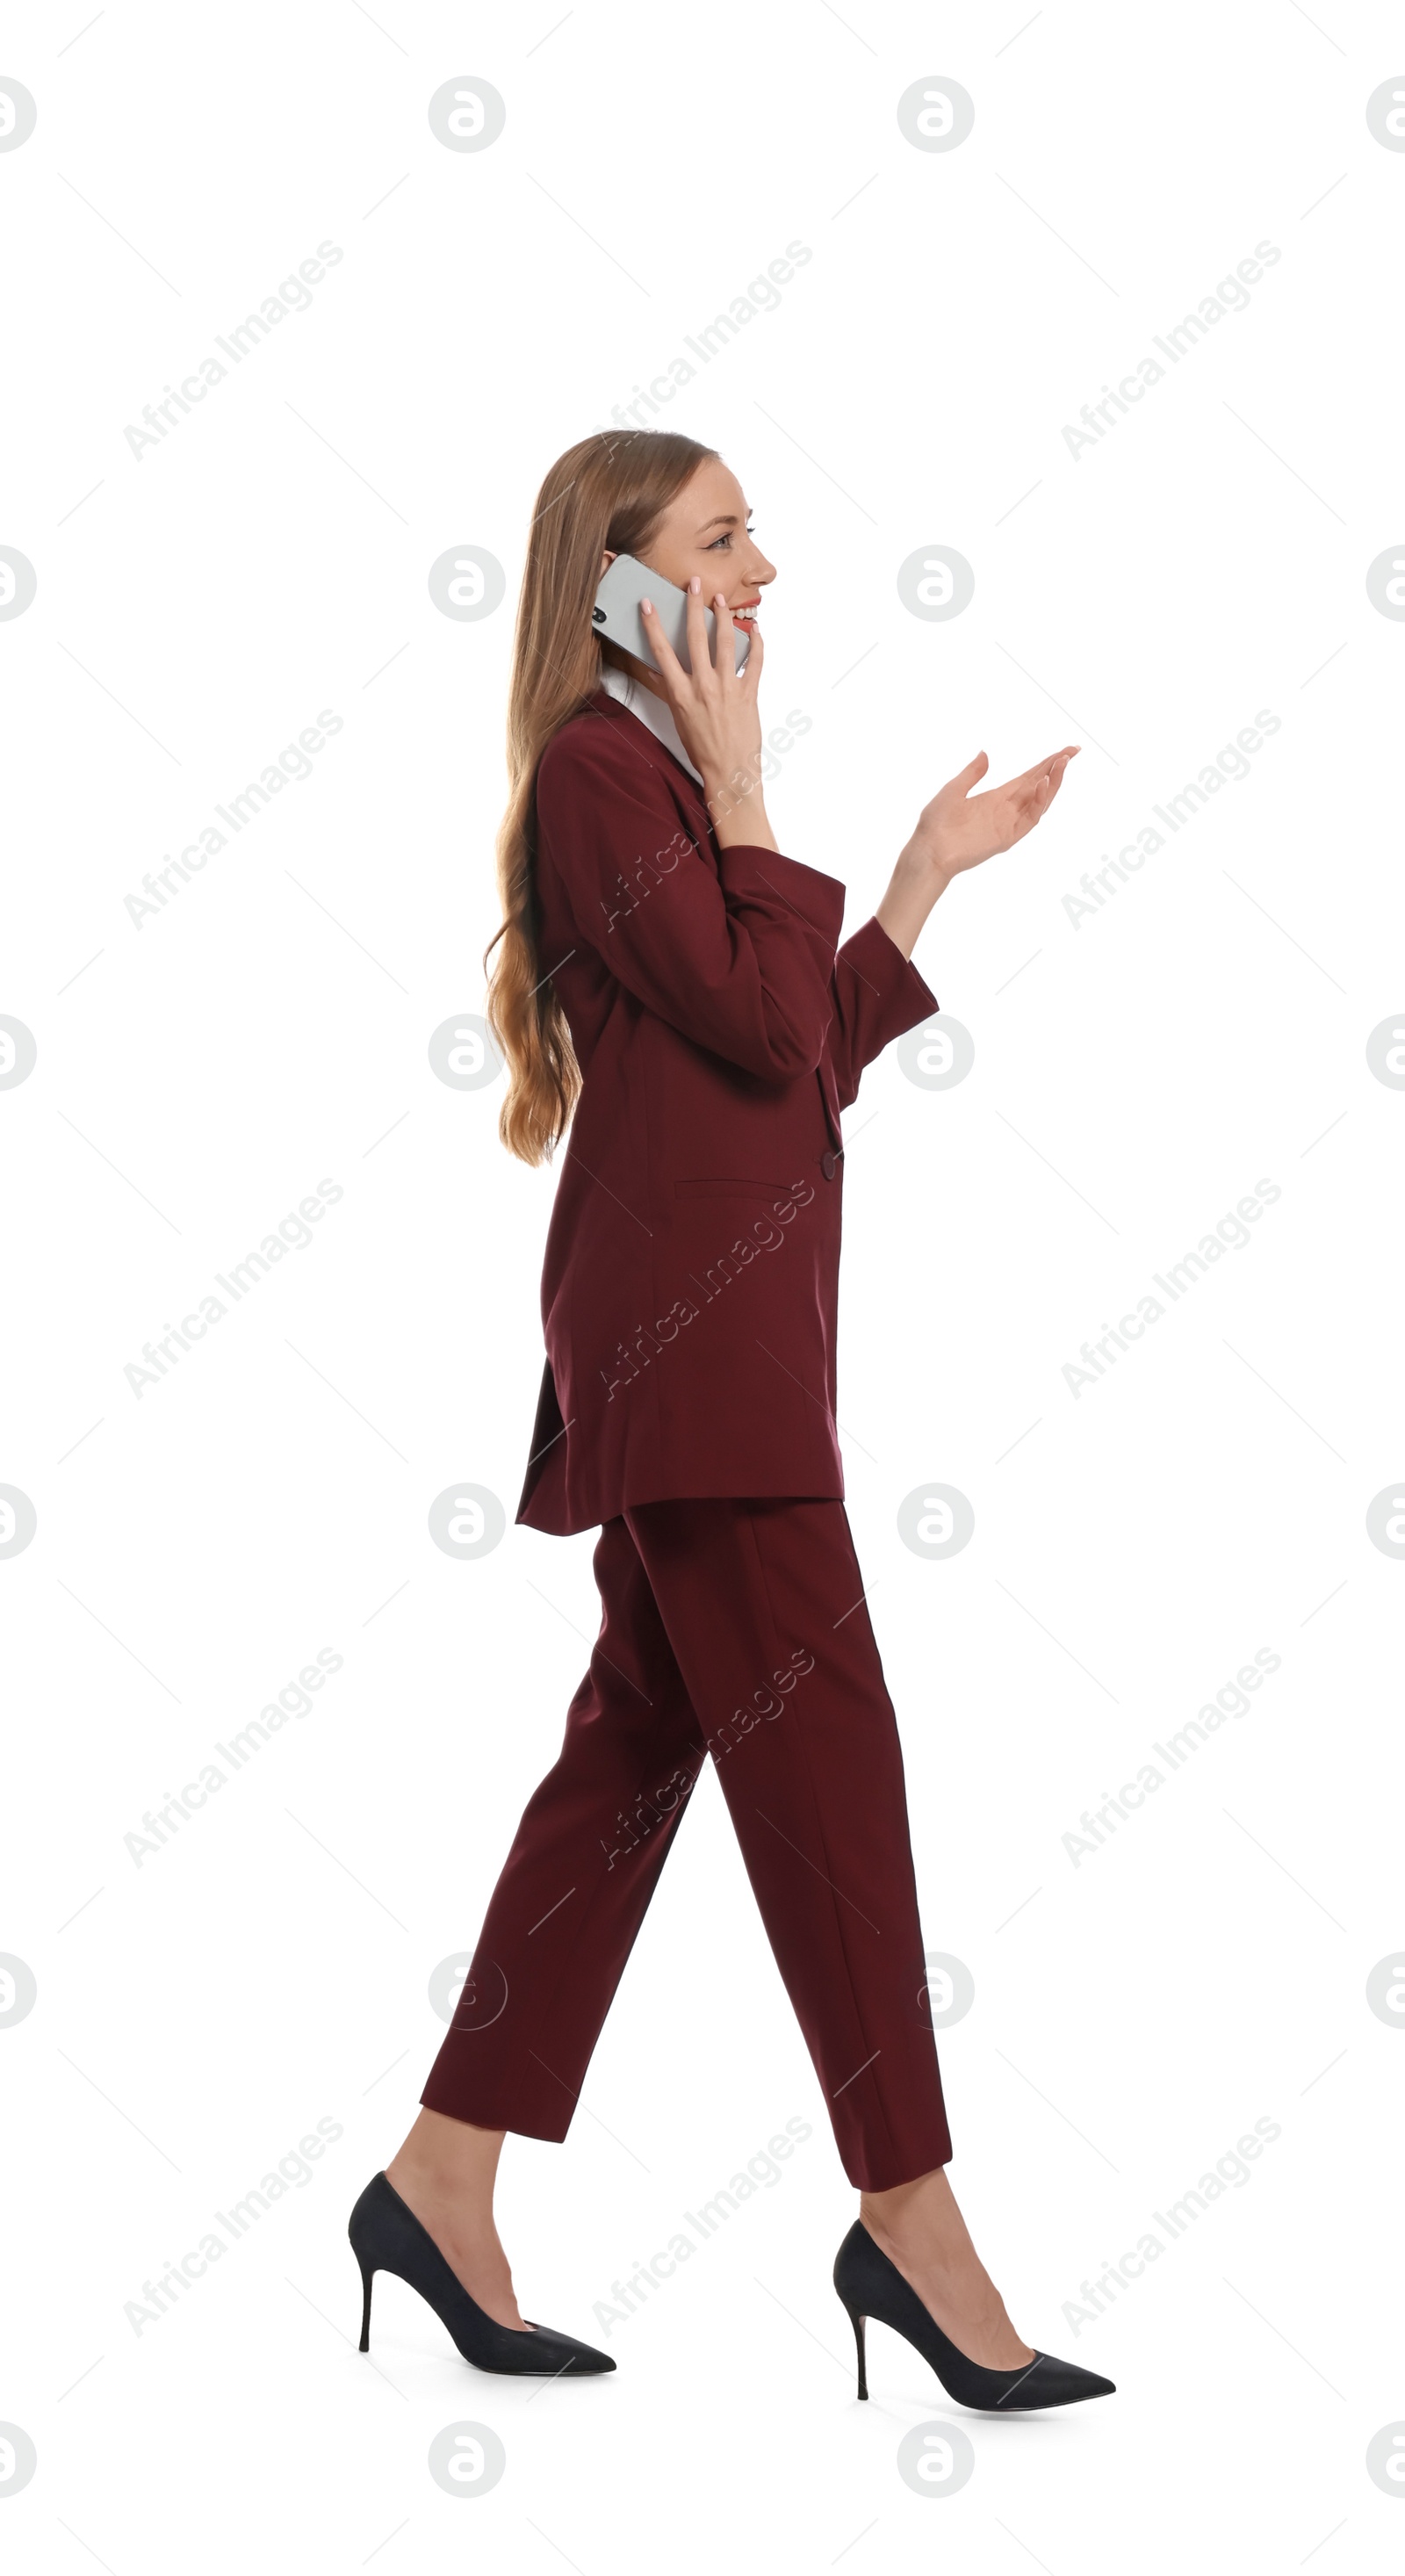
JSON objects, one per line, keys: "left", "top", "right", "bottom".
{"left": 906, "top": 744, "right": 1079, "bottom": 884}
{"left": 875, "top": 743, "right": 1080, "bottom": 959}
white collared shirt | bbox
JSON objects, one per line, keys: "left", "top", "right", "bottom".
{"left": 599, "top": 662, "right": 703, "bottom": 785}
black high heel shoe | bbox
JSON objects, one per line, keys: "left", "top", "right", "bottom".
{"left": 834, "top": 2220, "right": 1114, "bottom": 2413}
{"left": 349, "top": 2172, "right": 615, "bottom": 2378}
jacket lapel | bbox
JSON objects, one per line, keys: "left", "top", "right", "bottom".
{"left": 594, "top": 691, "right": 846, "bottom": 1154}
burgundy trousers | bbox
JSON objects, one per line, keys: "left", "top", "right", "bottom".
{"left": 421, "top": 1496, "right": 953, "bottom": 2191}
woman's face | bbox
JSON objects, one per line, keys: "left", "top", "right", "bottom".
{"left": 602, "top": 456, "right": 776, "bottom": 644}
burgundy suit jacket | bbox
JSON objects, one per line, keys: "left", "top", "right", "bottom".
{"left": 515, "top": 686, "right": 939, "bottom": 1534}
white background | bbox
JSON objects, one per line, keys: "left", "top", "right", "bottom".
{"left": 4, "top": 0, "right": 1404, "bottom": 2566}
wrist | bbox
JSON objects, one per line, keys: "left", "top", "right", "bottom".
{"left": 896, "top": 834, "right": 952, "bottom": 898}
{"left": 708, "top": 771, "right": 774, "bottom": 848}
{"left": 877, "top": 843, "right": 950, "bottom": 959}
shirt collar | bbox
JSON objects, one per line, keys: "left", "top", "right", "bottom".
{"left": 598, "top": 663, "right": 703, "bottom": 785}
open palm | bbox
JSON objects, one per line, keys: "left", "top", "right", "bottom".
{"left": 915, "top": 746, "right": 1079, "bottom": 879}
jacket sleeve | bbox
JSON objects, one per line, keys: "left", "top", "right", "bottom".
{"left": 535, "top": 718, "right": 847, "bottom": 1083}
{"left": 828, "top": 914, "right": 940, "bottom": 1113}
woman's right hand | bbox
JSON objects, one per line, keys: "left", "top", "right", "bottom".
{"left": 639, "top": 580, "right": 777, "bottom": 851}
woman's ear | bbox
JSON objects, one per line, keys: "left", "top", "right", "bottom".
{"left": 599, "top": 550, "right": 616, "bottom": 577}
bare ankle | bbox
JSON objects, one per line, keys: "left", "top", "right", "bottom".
{"left": 388, "top": 2111, "right": 506, "bottom": 2202}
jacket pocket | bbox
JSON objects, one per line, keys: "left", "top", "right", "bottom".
{"left": 675, "top": 1178, "right": 794, "bottom": 1201}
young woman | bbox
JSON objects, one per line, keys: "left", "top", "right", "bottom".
{"left": 349, "top": 430, "right": 1113, "bottom": 2414}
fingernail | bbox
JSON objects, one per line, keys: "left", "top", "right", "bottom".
{"left": 688, "top": 576, "right": 700, "bottom": 593}
{"left": 640, "top": 596, "right": 652, "bottom": 613}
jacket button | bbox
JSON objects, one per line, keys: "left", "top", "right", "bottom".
{"left": 820, "top": 1149, "right": 841, "bottom": 1180}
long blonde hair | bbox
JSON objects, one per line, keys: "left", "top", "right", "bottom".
{"left": 486, "top": 429, "right": 718, "bottom": 1165}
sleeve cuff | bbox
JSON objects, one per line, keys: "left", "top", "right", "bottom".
{"left": 840, "top": 912, "right": 940, "bottom": 1033}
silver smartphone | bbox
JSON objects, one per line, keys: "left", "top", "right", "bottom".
{"left": 592, "top": 552, "right": 751, "bottom": 675}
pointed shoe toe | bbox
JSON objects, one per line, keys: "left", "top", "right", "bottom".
{"left": 349, "top": 2172, "right": 616, "bottom": 2379}
{"left": 832, "top": 2219, "right": 1117, "bottom": 2414}
{"left": 1001, "top": 2351, "right": 1115, "bottom": 2409}
{"left": 519, "top": 2322, "right": 616, "bottom": 2376}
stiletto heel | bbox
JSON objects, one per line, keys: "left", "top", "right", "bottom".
{"left": 845, "top": 2303, "right": 868, "bottom": 2400}
{"left": 833, "top": 2221, "right": 1115, "bottom": 2414}
{"left": 348, "top": 2172, "right": 615, "bottom": 2378}
{"left": 357, "top": 2259, "right": 374, "bottom": 2354}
